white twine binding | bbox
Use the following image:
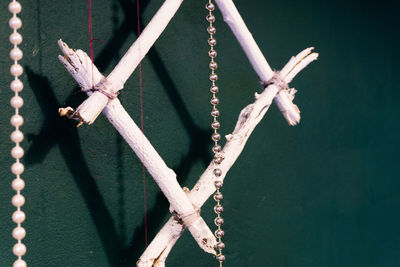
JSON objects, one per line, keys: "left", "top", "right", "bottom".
{"left": 84, "top": 77, "right": 119, "bottom": 100}
{"left": 261, "top": 71, "right": 288, "bottom": 90}
{"left": 174, "top": 207, "right": 201, "bottom": 228}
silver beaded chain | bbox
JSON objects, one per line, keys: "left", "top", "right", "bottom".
{"left": 206, "top": 1, "right": 226, "bottom": 265}
{"left": 9, "top": 1, "right": 27, "bottom": 267}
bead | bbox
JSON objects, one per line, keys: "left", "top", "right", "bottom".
{"left": 210, "top": 85, "right": 219, "bottom": 93}
{"left": 213, "top": 168, "right": 222, "bottom": 176}
{"left": 11, "top": 114, "right": 23, "bottom": 127}
{"left": 9, "top": 2, "right": 22, "bottom": 14}
{"left": 9, "top": 17, "right": 22, "bottom": 30}
{"left": 211, "top": 109, "right": 220, "bottom": 117}
{"left": 214, "top": 217, "right": 224, "bottom": 226}
{"left": 10, "top": 47, "right": 23, "bottom": 61}
{"left": 13, "top": 243, "right": 26, "bottom": 257}
{"left": 212, "top": 145, "right": 222, "bottom": 153}
{"left": 214, "top": 156, "right": 223, "bottom": 164}
{"left": 214, "top": 192, "right": 223, "bottom": 201}
{"left": 207, "top": 26, "right": 216, "bottom": 35}
{"left": 12, "top": 194, "right": 25, "bottom": 207}
{"left": 214, "top": 204, "right": 224, "bottom": 213}
{"left": 11, "top": 162, "right": 24, "bottom": 175}
{"left": 10, "top": 63, "right": 23, "bottom": 77}
{"left": 206, "top": 14, "right": 215, "bottom": 23}
{"left": 208, "top": 49, "right": 217, "bottom": 58}
{"left": 12, "top": 178, "right": 25, "bottom": 191}
{"left": 216, "top": 254, "right": 226, "bottom": 262}
{"left": 209, "top": 61, "right": 218, "bottom": 70}
{"left": 12, "top": 210, "right": 25, "bottom": 224}
{"left": 11, "top": 146, "right": 24, "bottom": 159}
{"left": 214, "top": 180, "right": 223, "bottom": 189}
{"left": 206, "top": 3, "right": 225, "bottom": 256}
{"left": 11, "top": 96, "right": 23, "bottom": 109}
{"left": 11, "top": 79, "right": 23, "bottom": 92}
{"left": 216, "top": 242, "right": 225, "bottom": 250}
{"left": 10, "top": 32, "right": 23, "bottom": 45}
{"left": 210, "top": 96, "right": 219, "bottom": 105}
{"left": 12, "top": 226, "right": 26, "bottom": 240}
{"left": 209, "top": 73, "right": 218, "bottom": 81}
{"left": 13, "top": 259, "right": 27, "bottom": 267}
{"left": 208, "top": 38, "right": 217, "bottom": 46}
{"left": 215, "top": 229, "right": 225, "bottom": 238}
{"left": 212, "top": 132, "right": 221, "bottom": 141}
{"left": 211, "top": 121, "right": 220, "bottom": 129}
{"left": 11, "top": 130, "right": 24, "bottom": 143}
{"left": 205, "top": 3, "right": 215, "bottom": 11}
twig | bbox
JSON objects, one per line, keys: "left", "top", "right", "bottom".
{"left": 137, "top": 48, "right": 318, "bottom": 266}
{"left": 215, "top": 0, "right": 303, "bottom": 125}
{"left": 58, "top": 41, "right": 217, "bottom": 255}
{"left": 57, "top": 0, "right": 319, "bottom": 264}
{"left": 60, "top": 0, "right": 184, "bottom": 125}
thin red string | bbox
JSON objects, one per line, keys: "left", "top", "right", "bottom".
{"left": 137, "top": 0, "right": 148, "bottom": 249}
{"left": 88, "top": 0, "right": 94, "bottom": 88}
{"left": 88, "top": 0, "right": 147, "bottom": 248}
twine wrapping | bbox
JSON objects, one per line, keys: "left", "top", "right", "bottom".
{"left": 174, "top": 208, "right": 201, "bottom": 228}
{"left": 261, "top": 71, "right": 288, "bottom": 90}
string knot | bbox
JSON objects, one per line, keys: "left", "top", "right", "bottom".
{"left": 86, "top": 77, "right": 119, "bottom": 100}
{"left": 174, "top": 207, "right": 201, "bottom": 228}
{"left": 262, "top": 71, "right": 288, "bottom": 90}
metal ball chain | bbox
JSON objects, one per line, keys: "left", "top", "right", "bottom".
{"left": 206, "top": 1, "right": 225, "bottom": 265}
{"left": 9, "top": 1, "right": 27, "bottom": 267}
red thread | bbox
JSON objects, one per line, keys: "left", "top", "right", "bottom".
{"left": 88, "top": 0, "right": 148, "bottom": 249}
{"left": 88, "top": 0, "right": 94, "bottom": 89}
{"left": 91, "top": 38, "right": 105, "bottom": 45}
{"left": 87, "top": 2, "right": 103, "bottom": 88}
{"left": 137, "top": 0, "right": 148, "bottom": 249}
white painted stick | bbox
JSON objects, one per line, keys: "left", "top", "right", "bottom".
{"left": 105, "top": 98, "right": 217, "bottom": 255}
{"left": 60, "top": 0, "right": 184, "bottom": 125}
{"left": 137, "top": 84, "right": 280, "bottom": 267}
{"left": 108, "top": 0, "right": 183, "bottom": 91}
{"left": 58, "top": 41, "right": 216, "bottom": 255}
{"left": 58, "top": 40, "right": 107, "bottom": 125}
{"left": 57, "top": 0, "right": 319, "bottom": 259}
{"left": 215, "top": 0, "right": 302, "bottom": 126}
{"left": 137, "top": 48, "right": 318, "bottom": 266}
{"left": 215, "top": 0, "right": 273, "bottom": 81}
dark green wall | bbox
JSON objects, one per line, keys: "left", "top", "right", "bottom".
{"left": 1, "top": 0, "right": 399, "bottom": 266}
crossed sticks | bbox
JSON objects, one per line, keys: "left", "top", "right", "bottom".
{"left": 57, "top": 0, "right": 318, "bottom": 266}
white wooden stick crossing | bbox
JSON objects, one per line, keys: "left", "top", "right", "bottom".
{"left": 137, "top": 47, "right": 317, "bottom": 267}
{"left": 57, "top": 0, "right": 318, "bottom": 265}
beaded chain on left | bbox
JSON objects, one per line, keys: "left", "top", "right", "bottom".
{"left": 9, "top": 1, "right": 27, "bottom": 267}
{"left": 206, "top": 1, "right": 226, "bottom": 266}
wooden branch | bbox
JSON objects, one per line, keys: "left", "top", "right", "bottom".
{"left": 58, "top": 41, "right": 106, "bottom": 125}
{"left": 215, "top": 0, "right": 303, "bottom": 126}
{"left": 57, "top": 0, "right": 319, "bottom": 263}
{"left": 107, "top": 0, "right": 183, "bottom": 91}
{"left": 137, "top": 48, "right": 318, "bottom": 267}
{"left": 58, "top": 41, "right": 216, "bottom": 255}
{"left": 60, "top": 0, "right": 184, "bottom": 125}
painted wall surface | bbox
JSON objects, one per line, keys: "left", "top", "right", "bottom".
{"left": 0, "top": 0, "right": 399, "bottom": 266}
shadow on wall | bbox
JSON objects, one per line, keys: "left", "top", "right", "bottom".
{"left": 24, "top": 0, "right": 212, "bottom": 265}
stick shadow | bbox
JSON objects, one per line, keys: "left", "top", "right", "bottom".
{"left": 112, "top": 0, "right": 212, "bottom": 265}
{"left": 25, "top": 0, "right": 212, "bottom": 265}
{"left": 25, "top": 67, "right": 122, "bottom": 266}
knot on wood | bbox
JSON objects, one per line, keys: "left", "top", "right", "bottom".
{"left": 86, "top": 77, "right": 119, "bottom": 100}
{"left": 262, "top": 72, "right": 288, "bottom": 90}
{"left": 174, "top": 208, "right": 201, "bottom": 228}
